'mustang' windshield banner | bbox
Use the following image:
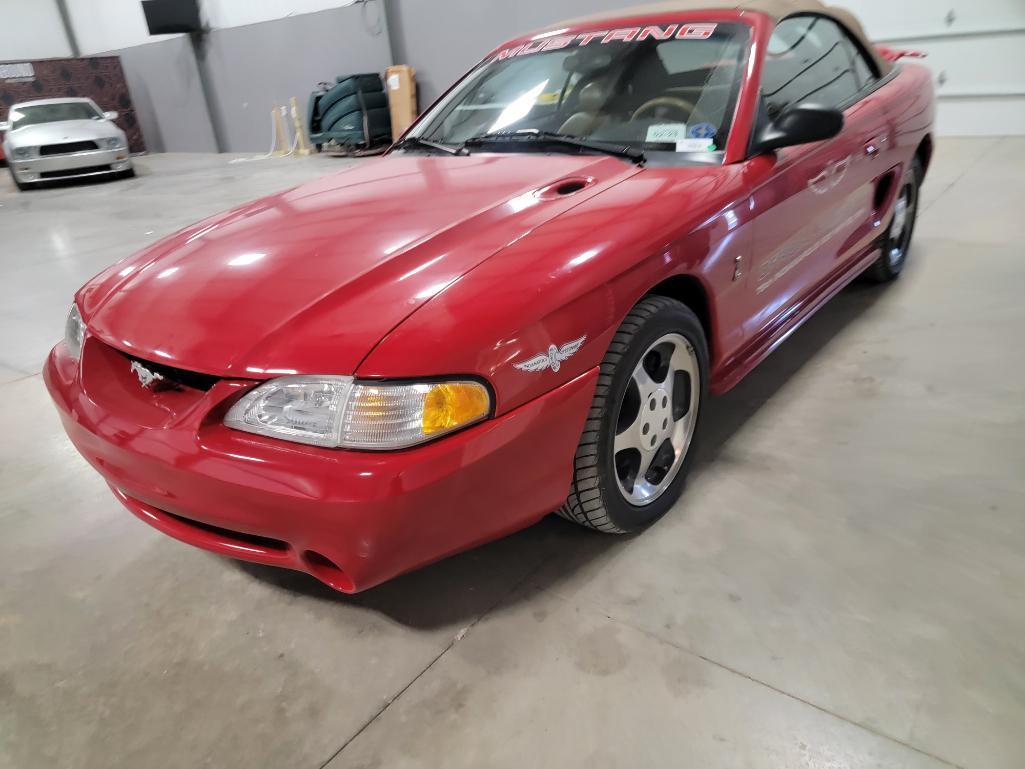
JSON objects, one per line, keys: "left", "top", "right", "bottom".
{"left": 495, "top": 23, "right": 719, "bottom": 60}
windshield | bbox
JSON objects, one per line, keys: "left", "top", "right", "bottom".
{"left": 414, "top": 22, "right": 749, "bottom": 161}
{"left": 9, "top": 102, "right": 102, "bottom": 130}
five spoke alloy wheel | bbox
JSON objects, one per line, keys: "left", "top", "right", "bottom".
{"left": 613, "top": 333, "right": 699, "bottom": 505}
{"left": 561, "top": 295, "right": 708, "bottom": 533}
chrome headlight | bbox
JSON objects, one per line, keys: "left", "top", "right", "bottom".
{"left": 65, "top": 303, "right": 86, "bottom": 360}
{"left": 98, "top": 137, "right": 124, "bottom": 149}
{"left": 224, "top": 376, "right": 491, "bottom": 450}
{"left": 12, "top": 146, "right": 36, "bottom": 159}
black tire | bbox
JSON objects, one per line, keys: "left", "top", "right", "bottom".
{"left": 560, "top": 295, "right": 709, "bottom": 533}
{"left": 865, "top": 157, "right": 922, "bottom": 283}
{"left": 120, "top": 167, "right": 136, "bottom": 180}
{"left": 8, "top": 166, "right": 28, "bottom": 191}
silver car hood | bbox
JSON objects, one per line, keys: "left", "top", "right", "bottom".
{"left": 5, "top": 119, "right": 122, "bottom": 148}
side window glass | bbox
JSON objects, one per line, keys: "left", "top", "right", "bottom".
{"left": 762, "top": 15, "right": 864, "bottom": 118}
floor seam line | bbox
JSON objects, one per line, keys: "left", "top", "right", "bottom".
{"left": 0, "top": 371, "right": 41, "bottom": 388}
{"left": 599, "top": 612, "right": 964, "bottom": 769}
{"left": 688, "top": 650, "right": 964, "bottom": 769}
{"left": 919, "top": 137, "right": 1001, "bottom": 214}
{"left": 313, "top": 642, "right": 451, "bottom": 769}
{"left": 313, "top": 560, "right": 548, "bottom": 769}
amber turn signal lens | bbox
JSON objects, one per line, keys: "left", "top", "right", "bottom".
{"left": 422, "top": 382, "right": 490, "bottom": 435}
{"left": 226, "top": 377, "right": 492, "bottom": 450}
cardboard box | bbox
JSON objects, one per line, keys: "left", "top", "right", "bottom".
{"left": 385, "top": 65, "right": 418, "bottom": 141}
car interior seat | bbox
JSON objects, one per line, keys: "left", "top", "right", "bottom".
{"left": 558, "top": 81, "right": 612, "bottom": 137}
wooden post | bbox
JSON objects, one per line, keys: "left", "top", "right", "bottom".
{"left": 289, "top": 97, "right": 311, "bottom": 156}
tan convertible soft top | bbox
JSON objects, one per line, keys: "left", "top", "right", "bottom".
{"left": 542, "top": 0, "right": 892, "bottom": 76}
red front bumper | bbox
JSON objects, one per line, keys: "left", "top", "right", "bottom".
{"left": 44, "top": 339, "right": 596, "bottom": 592}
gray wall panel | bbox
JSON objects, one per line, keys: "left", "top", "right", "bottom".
{"left": 201, "top": 4, "right": 392, "bottom": 152}
{"left": 112, "top": 36, "right": 218, "bottom": 153}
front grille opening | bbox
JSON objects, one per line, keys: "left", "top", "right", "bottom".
{"left": 121, "top": 352, "right": 221, "bottom": 392}
{"left": 39, "top": 164, "right": 111, "bottom": 179}
{"left": 40, "top": 141, "right": 99, "bottom": 156}
{"left": 166, "top": 511, "right": 289, "bottom": 553}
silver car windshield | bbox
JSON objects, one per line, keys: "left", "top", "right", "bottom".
{"left": 9, "top": 102, "right": 102, "bottom": 130}
{"left": 414, "top": 22, "right": 749, "bottom": 159}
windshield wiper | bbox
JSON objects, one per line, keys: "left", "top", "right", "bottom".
{"left": 463, "top": 130, "right": 645, "bottom": 164}
{"left": 392, "top": 136, "right": 468, "bottom": 156}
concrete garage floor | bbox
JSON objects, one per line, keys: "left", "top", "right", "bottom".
{"left": 1, "top": 140, "right": 1023, "bottom": 769}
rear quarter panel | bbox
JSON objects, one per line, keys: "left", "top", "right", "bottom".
{"left": 884, "top": 63, "right": 936, "bottom": 171}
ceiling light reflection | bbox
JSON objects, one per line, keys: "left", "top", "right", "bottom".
{"left": 228, "top": 252, "right": 266, "bottom": 267}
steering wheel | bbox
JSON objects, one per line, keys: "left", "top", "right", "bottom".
{"left": 630, "top": 96, "right": 699, "bottom": 124}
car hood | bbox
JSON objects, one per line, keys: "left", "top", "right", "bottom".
{"left": 79, "top": 154, "right": 642, "bottom": 377}
{"left": 7, "top": 119, "right": 121, "bottom": 147}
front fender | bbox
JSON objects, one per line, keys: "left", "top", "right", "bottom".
{"left": 357, "top": 166, "right": 754, "bottom": 415}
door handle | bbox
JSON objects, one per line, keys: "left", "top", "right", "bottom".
{"left": 864, "top": 134, "right": 888, "bottom": 157}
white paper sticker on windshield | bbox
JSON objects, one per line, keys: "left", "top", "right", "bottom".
{"left": 646, "top": 124, "right": 689, "bottom": 144}
{"left": 675, "top": 138, "right": 717, "bottom": 152}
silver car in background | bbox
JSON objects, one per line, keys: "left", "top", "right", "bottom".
{"left": 1, "top": 98, "right": 134, "bottom": 191}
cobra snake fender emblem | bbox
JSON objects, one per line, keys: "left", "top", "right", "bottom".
{"left": 513, "top": 335, "right": 586, "bottom": 373}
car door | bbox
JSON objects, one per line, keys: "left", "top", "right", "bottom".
{"left": 743, "top": 14, "right": 889, "bottom": 336}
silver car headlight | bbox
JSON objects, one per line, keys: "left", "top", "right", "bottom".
{"left": 98, "top": 137, "right": 124, "bottom": 149}
{"left": 224, "top": 376, "right": 491, "bottom": 450}
{"left": 12, "top": 146, "right": 36, "bottom": 159}
{"left": 65, "top": 303, "right": 86, "bottom": 360}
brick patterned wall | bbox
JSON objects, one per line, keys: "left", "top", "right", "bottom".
{"left": 1, "top": 56, "right": 146, "bottom": 153}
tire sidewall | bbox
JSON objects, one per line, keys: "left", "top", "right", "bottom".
{"left": 598, "top": 301, "right": 709, "bottom": 531}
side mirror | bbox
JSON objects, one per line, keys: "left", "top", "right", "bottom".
{"left": 0, "top": 121, "right": 9, "bottom": 132}
{"left": 751, "top": 104, "right": 844, "bottom": 155}
{"left": 103, "top": 110, "right": 119, "bottom": 121}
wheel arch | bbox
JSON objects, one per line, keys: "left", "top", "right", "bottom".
{"left": 915, "top": 133, "right": 934, "bottom": 178}
{"left": 644, "top": 274, "right": 714, "bottom": 361}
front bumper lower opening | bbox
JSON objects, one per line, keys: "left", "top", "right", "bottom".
{"left": 113, "top": 486, "right": 357, "bottom": 593}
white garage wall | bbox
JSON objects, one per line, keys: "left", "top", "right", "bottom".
{"left": 841, "top": 0, "right": 1025, "bottom": 135}
{"left": 842, "top": 0, "right": 1025, "bottom": 37}
{"left": 0, "top": 0, "right": 72, "bottom": 59}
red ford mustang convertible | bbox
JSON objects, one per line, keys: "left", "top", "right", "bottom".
{"left": 46, "top": 0, "right": 934, "bottom": 592}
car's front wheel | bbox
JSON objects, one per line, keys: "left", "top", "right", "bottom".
{"left": 560, "top": 295, "right": 708, "bottom": 533}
